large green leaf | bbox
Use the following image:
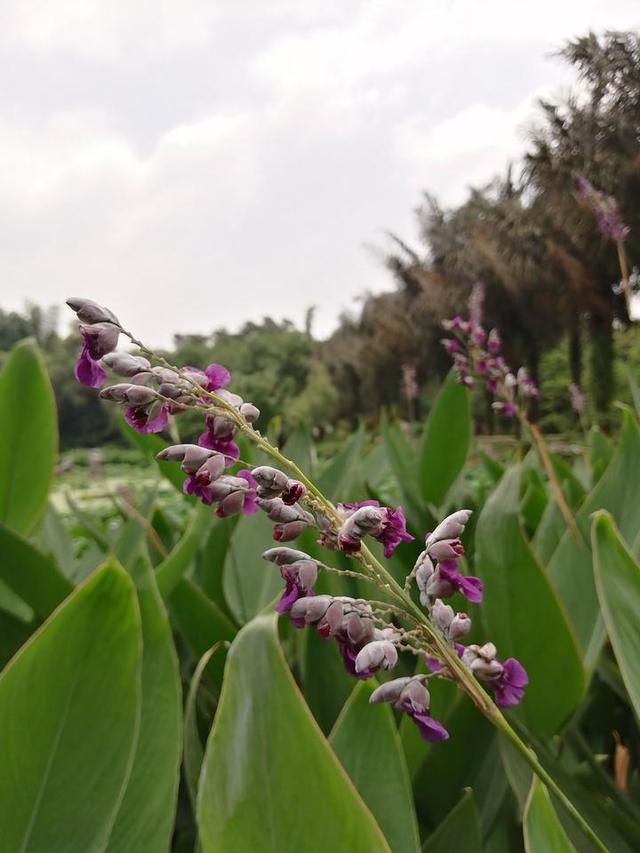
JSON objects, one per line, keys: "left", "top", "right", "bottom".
{"left": 592, "top": 512, "right": 640, "bottom": 721}
{"left": 197, "top": 615, "right": 390, "bottom": 852}
{"left": 223, "top": 510, "right": 282, "bottom": 624}
{"left": 422, "top": 790, "right": 482, "bottom": 853}
{"left": 419, "top": 369, "right": 471, "bottom": 507}
{"left": 329, "top": 681, "right": 420, "bottom": 853}
{"left": 380, "top": 413, "right": 426, "bottom": 532}
{"left": 0, "top": 561, "right": 141, "bottom": 852}
{"left": 0, "top": 523, "right": 73, "bottom": 619}
{"left": 475, "top": 465, "right": 585, "bottom": 734}
{"left": 523, "top": 780, "right": 575, "bottom": 852}
{"left": 105, "top": 557, "right": 181, "bottom": 853}
{"left": 0, "top": 340, "right": 57, "bottom": 535}
{"left": 548, "top": 408, "right": 640, "bottom": 667}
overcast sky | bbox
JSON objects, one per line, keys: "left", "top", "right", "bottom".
{"left": 1, "top": 1, "right": 638, "bottom": 345}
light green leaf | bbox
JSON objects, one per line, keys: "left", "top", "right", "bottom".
{"left": 523, "top": 779, "right": 576, "bottom": 853}
{"left": 282, "top": 423, "right": 315, "bottom": 473}
{"left": 548, "top": 407, "right": 640, "bottom": 667}
{"left": 475, "top": 465, "right": 585, "bottom": 734}
{"left": 122, "top": 425, "right": 189, "bottom": 495}
{"left": 197, "top": 614, "right": 390, "bottom": 852}
{"left": 0, "top": 340, "right": 57, "bottom": 535}
{"left": 381, "top": 413, "right": 426, "bottom": 532}
{"left": 0, "top": 561, "right": 141, "bottom": 853}
{"left": 330, "top": 681, "right": 420, "bottom": 853}
{"left": 105, "top": 557, "right": 182, "bottom": 853}
{"left": 422, "top": 789, "right": 482, "bottom": 853}
{"left": 419, "top": 369, "right": 471, "bottom": 507}
{"left": 0, "top": 523, "right": 73, "bottom": 619}
{"left": 592, "top": 511, "right": 640, "bottom": 721}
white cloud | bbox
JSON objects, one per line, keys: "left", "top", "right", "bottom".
{"left": 0, "top": 0, "right": 638, "bottom": 344}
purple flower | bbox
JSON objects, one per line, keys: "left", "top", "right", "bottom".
{"left": 407, "top": 711, "right": 449, "bottom": 742}
{"left": 437, "top": 560, "right": 483, "bottom": 604}
{"left": 370, "top": 677, "right": 448, "bottom": 742}
{"left": 376, "top": 506, "right": 414, "bottom": 557}
{"left": 237, "top": 470, "right": 259, "bottom": 515}
{"left": 74, "top": 323, "right": 119, "bottom": 388}
{"left": 277, "top": 579, "right": 314, "bottom": 615}
{"left": 198, "top": 430, "right": 240, "bottom": 465}
{"left": 425, "top": 642, "right": 465, "bottom": 673}
{"left": 182, "top": 476, "right": 213, "bottom": 504}
{"left": 336, "top": 635, "right": 374, "bottom": 680}
{"left": 492, "top": 658, "right": 528, "bottom": 708}
{"left": 124, "top": 403, "right": 169, "bottom": 434}
{"left": 74, "top": 343, "right": 107, "bottom": 388}
{"left": 205, "top": 363, "right": 231, "bottom": 392}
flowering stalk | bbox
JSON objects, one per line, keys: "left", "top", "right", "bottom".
{"left": 67, "top": 297, "right": 605, "bottom": 851}
{"left": 441, "top": 310, "right": 581, "bottom": 545}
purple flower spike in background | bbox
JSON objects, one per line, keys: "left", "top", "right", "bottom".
{"left": 493, "top": 658, "right": 528, "bottom": 708}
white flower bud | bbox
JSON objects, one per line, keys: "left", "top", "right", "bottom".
{"left": 354, "top": 640, "right": 398, "bottom": 673}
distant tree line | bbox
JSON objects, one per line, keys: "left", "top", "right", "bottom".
{"left": 2, "top": 31, "right": 639, "bottom": 448}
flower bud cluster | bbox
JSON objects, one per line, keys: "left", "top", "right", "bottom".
{"left": 441, "top": 312, "right": 538, "bottom": 417}
{"left": 67, "top": 297, "right": 259, "bottom": 441}
{"left": 411, "top": 510, "right": 528, "bottom": 708}
{"left": 325, "top": 500, "right": 413, "bottom": 558}
{"left": 575, "top": 174, "right": 630, "bottom": 243}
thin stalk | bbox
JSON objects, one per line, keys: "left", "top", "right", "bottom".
{"left": 617, "top": 240, "right": 632, "bottom": 317}
{"left": 524, "top": 417, "right": 582, "bottom": 546}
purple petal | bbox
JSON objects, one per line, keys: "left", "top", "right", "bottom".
{"left": 205, "top": 363, "right": 231, "bottom": 391}
{"left": 124, "top": 404, "right": 169, "bottom": 435}
{"left": 197, "top": 432, "right": 239, "bottom": 465}
{"left": 493, "top": 658, "right": 528, "bottom": 708}
{"left": 410, "top": 711, "right": 449, "bottom": 742}
{"left": 276, "top": 578, "right": 302, "bottom": 614}
{"left": 182, "top": 476, "right": 214, "bottom": 505}
{"left": 457, "top": 575, "right": 483, "bottom": 604}
{"left": 377, "top": 506, "right": 414, "bottom": 558}
{"left": 74, "top": 344, "right": 107, "bottom": 388}
{"left": 336, "top": 636, "right": 373, "bottom": 680}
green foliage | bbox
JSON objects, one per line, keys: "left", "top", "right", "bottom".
{"left": 523, "top": 780, "right": 576, "bottom": 853}
{"left": 196, "top": 615, "right": 390, "bottom": 852}
{"left": 0, "top": 340, "right": 57, "bottom": 535}
{"left": 0, "top": 562, "right": 141, "bottom": 853}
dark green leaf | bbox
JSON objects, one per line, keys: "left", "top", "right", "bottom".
{"left": 475, "top": 465, "right": 585, "bottom": 734}
{"left": 196, "top": 614, "right": 390, "bottom": 852}
{"left": 419, "top": 369, "right": 471, "bottom": 507}
{"left": 0, "top": 340, "right": 57, "bottom": 535}
{"left": 316, "top": 424, "right": 365, "bottom": 501}
{"left": 422, "top": 790, "right": 482, "bottom": 853}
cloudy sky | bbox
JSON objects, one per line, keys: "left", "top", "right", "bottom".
{"left": 1, "top": 1, "right": 638, "bottom": 345}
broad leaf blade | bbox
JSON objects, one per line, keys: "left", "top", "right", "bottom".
{"left": 0, "top": 561, "right": 141, "bottom": 852}
{"left": 422, "top": 790, "right": 482, "bottom": 853}
{"left": 475, "top": 465, "right": 585, "bottom": 735}
{"left": 523, "top": 779, "right": 576, "bottom": 852}
{"left": 592, "top": 511, "right": 640, "bottom": 721}
{"left": 419, "top": 369, "right": 471, "bottom": 507}
{"left": 0, "top": 340, "right": 57, "bottom": 535}
{"left": 548, "top": 408, "right": 640, "bottom": 667}
{"left": 0, "top": 523, "right": 73, "bottom": 619}
{"left": 196, "top": 614, "right": 390, "bottom": 852}
{"left": 105, "top": 557, "right": 182, "bottom": 853}
{"left": 330, "top": 681, "right": 420, "bottom": 853}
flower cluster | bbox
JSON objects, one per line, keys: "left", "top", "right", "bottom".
{"left": 575, "top": 175, "right": 630, "bottom": 243}
{"left": 67, "top": 298, "right": 259, "bottom": 442}
{"left": 67, "top": 295, "right": 529, "bottom": 750}
{"left": 441, "top": 313, "right": 538, "bottom": 417}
